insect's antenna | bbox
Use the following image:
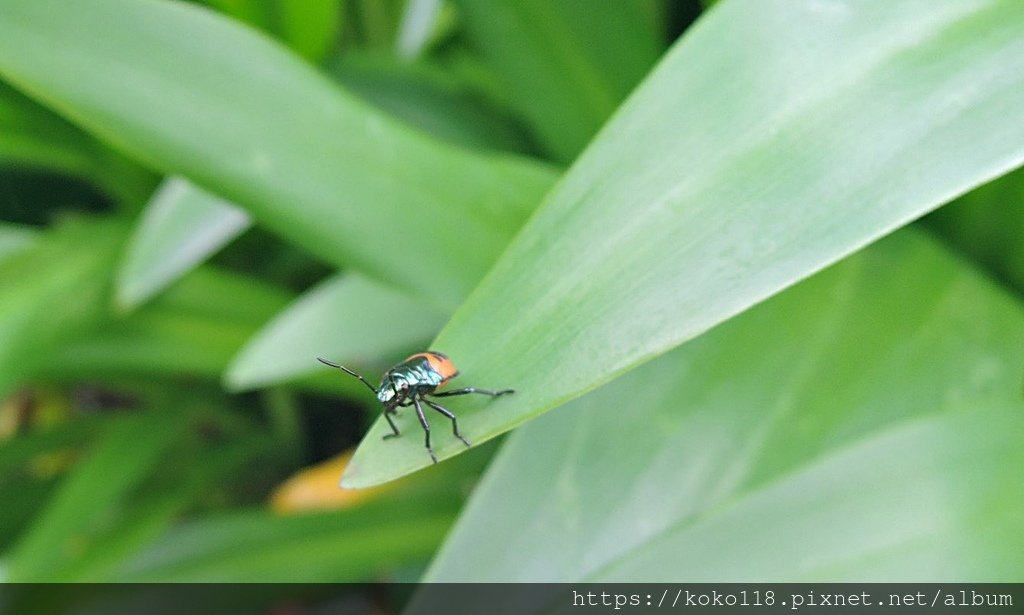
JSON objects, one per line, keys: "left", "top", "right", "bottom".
{"left": 317, "top": 357, "right": 378, "bottom": 394}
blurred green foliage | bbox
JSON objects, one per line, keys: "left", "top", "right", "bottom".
{"left": 0, "top": 0, "right": 1021, "bottom": 606}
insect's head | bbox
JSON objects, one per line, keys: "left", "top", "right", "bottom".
{"left": 377, "top": 373, "right": 408, "bottom": 404}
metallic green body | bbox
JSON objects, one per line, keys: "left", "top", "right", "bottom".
{"left": 377, "top": 356, "right": 444, "bottom": 404}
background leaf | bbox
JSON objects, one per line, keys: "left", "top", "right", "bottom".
{"left": 452, "top": 0, "right": 664, "bottom": 161}
{"left": 273, "top": 0, "right": 343, "bottom": 63}
{"left": 924, "top": 165, "right": 1024, "bottom": 295}
{"left": 0, "top": 0, "right": 557, "bottom": 308}
{"left": 115, "top": 46, "right": 536, "bottom": 311}
{"left": 418, "top": 230, "right": 1024, "bottom": 587}
{"left": 4, "top": 406, "right": 190, "bottom": 580}
{"left": 225, "top": 274, "right": 444, "bottom": 392}
{"left": 396, "top": 0, "right": 442, "bottom": 59}
{"left": 48, "top": 266, "right": 291, "bottom": 381}
{"left": 114, "top": 443, "right": 495, "bottom": 582}
{"left": 0, "top": 81, "right": 156, "bottom": 209}
{"left": 117, "top": 503, "right": 453, "bottom": 582}
{"left": 332, "top": 52, "right": 532, "bottom": 154}
{"left": 0, "top": 219, "right": 124, "bottom": 398}
{"left": 116, "top": 177, "right": 252, "bottom": 311}
{"left": 343, "top": 0, "right": 1024, "bottom": 487}
{"left": 199, "top": 0, "right": 343, "bottom": 63}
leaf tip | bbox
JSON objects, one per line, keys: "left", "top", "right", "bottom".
{"left": 338, "top": 464, "right": 367, "bottom": 490}
{"left": 112, "top": 276, "right": 144, "bottom": 314}
{"left": 338, "top": 451, "right": 413, "bottom": 490}
{"left": 220, "top": 364, "right": 253, "bottom": 394}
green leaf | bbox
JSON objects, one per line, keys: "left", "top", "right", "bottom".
{"left": 113, "top": 52, "right": 535, "bottom": 310}
{"left": 349, "top": 0, "right": 405, "bottom": 49}
{"left": 452, "top": 0, "right": 664, "bottom": 161}
{"left": 0, "top": 81, "right": 156, "bottom": 208}
{"left": 0, "top": 478, "right": 56, "bottom": 553}
{"left": 114, "top": 457, "right": 486, "bottom": 583}
{"left": 273, "top": 0, "right": 343, "bottom": 63}
{"left": 63, "top": 431, "right": 277, "bottom": 581}
{"left": 0, "top": 81, "right": 99, "bottom": 175}
{"left": 396, "top": 0, "right": 442, "bottom": 58}
{"left": 48, "top": 266, "right": 292, "bottom": 381}
{"left": 0, "top": 219, "right": 124, "bottom": 398}
{"left": 4, "top": 407, "right": 190, "bottom": 581}
{"left": 419, "top": 231, "right": 1024, "bottom": 585}
{"left": 202, "top": 0, "right": 342, "bottom": 63}
{"left": 226, "top": 274, "right": 444, "bottom": 392}
{"left": 117, "top": 177, "right": 252, "bottom": 311}
{"left": 0, "top": 414, "right": 112, "bottom": 479}
{"left": 343, "top": 0, "right": 1024, "bottom": 487}
{"left": 0, "top": 0, "right": 557, "bottom": 308}
{"left": 117, "top": 502, "right": 453, "bottom": 583}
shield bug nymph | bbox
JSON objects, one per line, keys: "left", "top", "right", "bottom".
{"left": 317, "top": 352, "right": 514, "bottom": 463}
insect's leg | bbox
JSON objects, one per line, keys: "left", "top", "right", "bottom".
{"left": 382, "top": 403, "right": 400, "bottom": 440}
{"left": 412, "top": 395, "right": 437, "bottom": 463}
{"left": 431, "top": 386, "right": 514, "bottom": 398}
{"left": 423, "top": 398, "right": 471, "bottom": 447}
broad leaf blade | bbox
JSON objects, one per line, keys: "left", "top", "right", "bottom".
{"left": 0, "top": 0, "right": 557, "bottom": 308}
{"left": 117, "top": 177, "right": 252, "bottom": 311}
{"left": 419, "top": 231, "right": 1024, "bottom": 587}
{"left": 344, "top": 0, "right": 1024, "bottom": 487}
{"left": 590, "top": 407, "right": 1024, "bottom": 582}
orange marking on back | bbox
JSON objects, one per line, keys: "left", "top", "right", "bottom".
{"left": 408, "top": 351, "right": 460, "bottom": 384}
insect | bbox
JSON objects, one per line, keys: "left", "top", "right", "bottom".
{"left": 317, "top": 352, "right": 514, "bottom": 463}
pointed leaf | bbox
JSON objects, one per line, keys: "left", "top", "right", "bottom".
{"left": 117, "top": 177, "right": 252, "bottom": 311}
{"left": 419, "top": 231, "right": 1024, "bottom": 586}
{"left": 344, "top": 0, "right": 1024, "bottom": 487}
{"left": 396, "top": 0, "right": 442, "bottom": 59}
